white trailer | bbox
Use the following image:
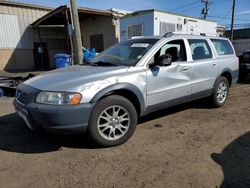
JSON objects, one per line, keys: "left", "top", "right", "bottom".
{"left": 120, "top": 9, "right": 218, "bottom": 41}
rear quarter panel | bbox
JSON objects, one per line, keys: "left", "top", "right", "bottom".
{"left": 209, "top": 39, "right": 239, "bottom": 84}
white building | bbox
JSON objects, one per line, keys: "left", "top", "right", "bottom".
{"left": 120, "top": 9, "right": 218, "bottom": 41}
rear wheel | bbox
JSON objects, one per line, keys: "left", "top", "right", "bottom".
{"left": 88, "top": 95, "right": 137, "bottom": 147}
{"left": 211, "top": 77, "right": 229, "bottom": 107}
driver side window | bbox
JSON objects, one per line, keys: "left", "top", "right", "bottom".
{"left": 154, "top": 39, "right": 187, "bottom": 62}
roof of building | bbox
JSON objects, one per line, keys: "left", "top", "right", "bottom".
{"left": 0, "top": 1, "right": 53, "bottom": 11}
{"left": 121, "top": 9, "right": 216, "bottom": 23}
{"left": 0, "top": 1, "right": 128, "bottom": 20}
{"left": 226, "top": 28, "right": 250, "bottom": 39}
{"left": 31, "top": 5, "right": 125, "bottom": 27}
{"left": 110, "top": 8, "right": 131, "bottom": 15}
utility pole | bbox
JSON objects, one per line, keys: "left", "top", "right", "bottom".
{"left": 230, "top": 0, "right": 236, "bottom": 41}
{"left": 201, "top": 0, "right": 209, "bottom": 19}
{"left": 69, "top": 0, "right": 83, "bottom": 64}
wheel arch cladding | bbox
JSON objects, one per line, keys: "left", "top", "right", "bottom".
{"left": 220, "top": 69, "right": 233, "bottom": 86}
{"left": 90, "top": 83, "right": 145, "bottom": 117}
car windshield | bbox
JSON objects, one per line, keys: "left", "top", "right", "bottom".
{"left": 88, "top": 38, "right": 159, "bottom": 66}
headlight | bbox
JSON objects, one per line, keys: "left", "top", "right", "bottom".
{"left": 36, "top": 92, "right": 82, "bottom": 105}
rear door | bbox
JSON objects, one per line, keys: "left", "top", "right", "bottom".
{"left": 187, "top": 39, "right": 219, "bottom": 94}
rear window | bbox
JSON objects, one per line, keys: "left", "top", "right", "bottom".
{"left": 211, "top": 39, "right": 234, "bottom": 55}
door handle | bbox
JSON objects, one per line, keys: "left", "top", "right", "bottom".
{"left": 181, "top": 67, "right": 190, "bottom": 72}
{"left": 212, "top": 63, "right": 216, "bottom": 66}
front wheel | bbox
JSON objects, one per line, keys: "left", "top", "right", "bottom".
{"left": 88, "top": 95, "right": 138, "bottom": 147}
{"left": 211, "top": 77, "right": 229, "bottom": 108}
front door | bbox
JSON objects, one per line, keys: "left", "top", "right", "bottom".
{"left": 146, "top": 39, "right": 192, "bottom": 107}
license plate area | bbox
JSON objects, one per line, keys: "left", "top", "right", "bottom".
{"left": 15, "top": 104, "right": 34, "bottom": 130}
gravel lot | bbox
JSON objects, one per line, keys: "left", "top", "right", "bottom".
{"left": 0, "top": 81, "right": 250, "bottom": 188}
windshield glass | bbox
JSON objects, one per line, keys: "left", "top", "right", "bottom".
{"left": 89, "top": 38, "right": 159, "bottom": 66}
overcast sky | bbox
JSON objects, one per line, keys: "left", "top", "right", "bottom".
{"left": 18, "top": 0, "right": 250, "bottom": 28}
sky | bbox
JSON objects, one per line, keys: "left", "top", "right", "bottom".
{"left": 17, "top": 0, "right": 250, "bottom": 29}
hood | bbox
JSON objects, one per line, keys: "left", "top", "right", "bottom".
{"left": 24, "top": 65, "right": 129, "bottom": 91}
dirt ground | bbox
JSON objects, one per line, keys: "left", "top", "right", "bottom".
{"left": 0, "top": 81, "right": 250, "bottom": 188}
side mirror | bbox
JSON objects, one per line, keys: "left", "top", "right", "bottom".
{"left": 156, "top": 54, "right": 172, "bottom": 66}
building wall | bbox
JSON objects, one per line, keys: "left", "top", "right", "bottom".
{"left": 0, "top": 4, "right": 67, "bottom": 71}
{"left": 154, "top": 11, "right": 217, "bottom": 36}
{"left": 120, "top": 12, "right": 154, "bottom": 41}
{"left": 233, "top": 39, "right": 250, "bottom": 56}
{"left": 0, "top": 49, "right": 35, "bottom": 70}
{"left": 226, "top": 29, "right": 250, "bottom": 40}
{"left": 120, "top": 11, "right": 218, "bottom": 41}
{"left": 0, "top": 4, "right": 49, "bottom": 49}
{"left": 80, "top": 16, "right": 118, "bottom": 50}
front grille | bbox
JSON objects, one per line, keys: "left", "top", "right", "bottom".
{"left": 16, "top": 89, "right": 28, "bottom": 105}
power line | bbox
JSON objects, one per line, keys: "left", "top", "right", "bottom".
{"left": 212, "top": 0, "right": 230, "bottom": 3}
{"left": 169, "top": 0, "right": 200, "bottom": 12}
{"left": 213, "top": 7, "right": 232, "bottom": 22}
{"left": 223, "top": 7, "right": 233, "bottom": 18}
{"left": 174, "top": 4, "right": 202, "bottom": 13}
{"left": 207, "top": 15, "right": 250, "bottom": 22}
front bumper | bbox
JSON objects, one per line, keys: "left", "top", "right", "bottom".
{"left": 13, "top": 84, "right": 94, "bottom": 134}
{"left": 14, "top": 99, "right": 93, "bottom": 133}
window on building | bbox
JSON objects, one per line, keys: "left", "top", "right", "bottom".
{"left": 177, "top": 24, "right": 182, "bottom": 31}
{"left": 127, "top": 24, "right": 143, "bottom": 39}
{"left": 188, "top": 39, "right": 212, "bottom": 60}
{"left": 211, "top": 39, "right": 234, "bottom": 55}
{"left": 160, "top": 22, "right": 175, "bottom": 35}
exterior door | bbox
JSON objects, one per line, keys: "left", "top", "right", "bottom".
{"left": 187, "top": 39, "right": 219, "bottom": 93}
{"left": 33, "top": 42, "right": 49, "bottom": 70}
{"left": 146, "top": 39, "right": 192, "bottom": 107}
{"left": 90, "top": 34, "right": 104, "bottom": 52}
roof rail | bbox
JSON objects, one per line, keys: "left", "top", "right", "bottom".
{"left": 163, "top": 32, "right": 174, "bottom": 37}
{"left": 131, "top": 36, "right": 143, "bottom": 39}
{"left": 163, "top": 32, "right": 219, "bottom": 38}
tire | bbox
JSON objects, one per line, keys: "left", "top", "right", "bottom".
{"left": 88, "top": 95, "right": 138, "bottom": 147}
{"left": 211, "top": 77, "right": 229, "bottom": 108}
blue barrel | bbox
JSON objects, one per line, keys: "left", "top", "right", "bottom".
{"left": 55, "top": 54, "right": 71, "bottom": 69}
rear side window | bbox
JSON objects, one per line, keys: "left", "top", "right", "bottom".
{"left": 211, "top": 39, "right": 234, "bottom": 55}
{"left": 188, "top": 39, "right": 212, "bottom": 60}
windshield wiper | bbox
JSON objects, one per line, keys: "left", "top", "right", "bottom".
{"left": 89, "top": 61, "right": 119, "bottom": 66}
{"left": 84, "top": 61, "right": 97, "bottom": 66}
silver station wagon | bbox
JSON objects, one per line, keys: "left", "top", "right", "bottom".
{"left": 14, "top": 34, "right": 239, "bottom": 147}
